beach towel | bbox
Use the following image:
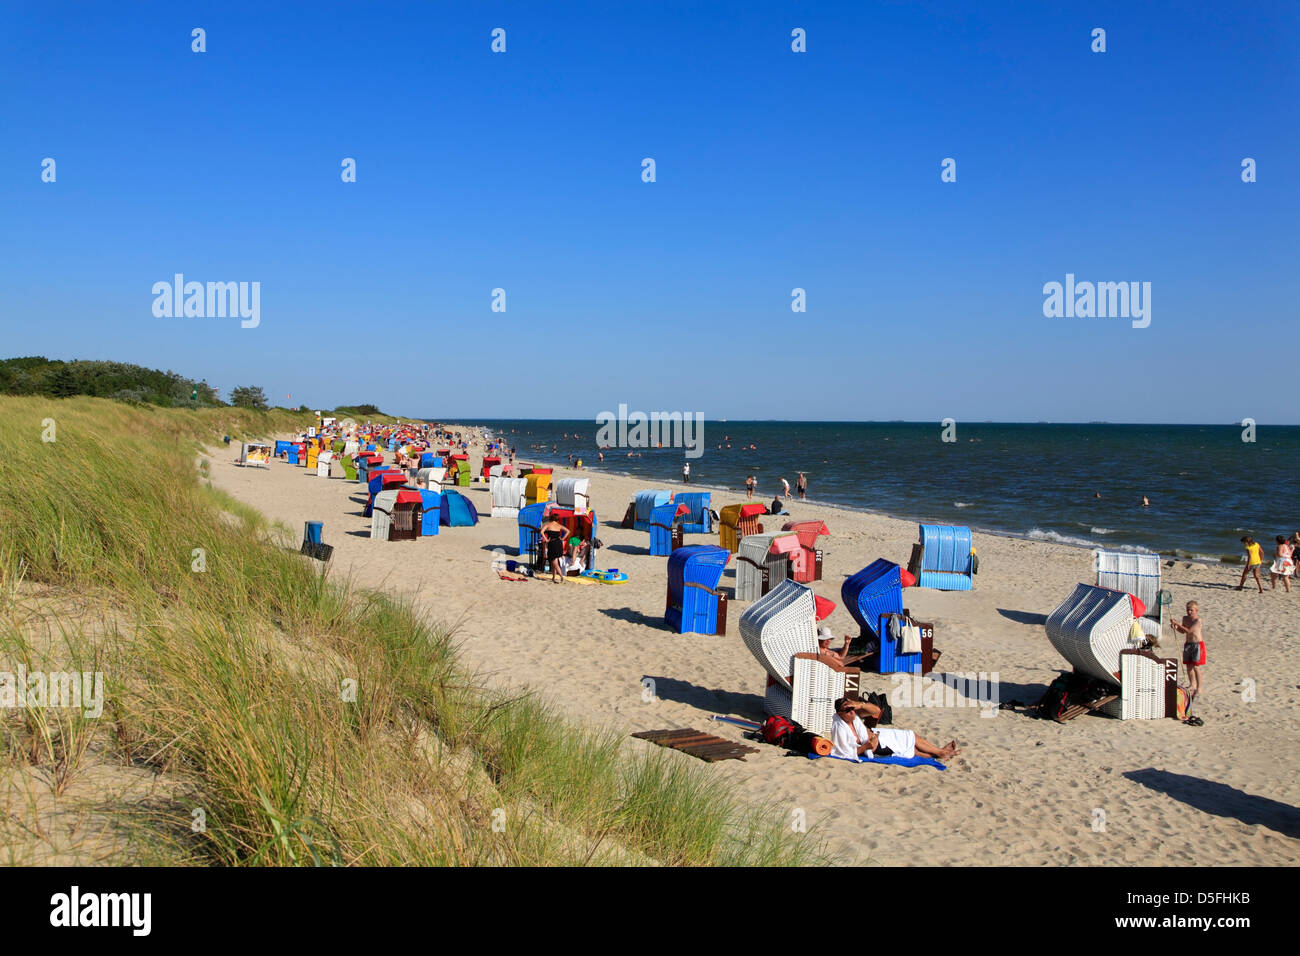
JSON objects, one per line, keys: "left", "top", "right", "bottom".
{"left": 805, "top": 752, "right": 946, "bottom": 770}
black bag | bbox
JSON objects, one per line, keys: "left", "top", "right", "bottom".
{"left": 1036, "top": 674, "right": 1076, "bottom": 720}
{"left": 866, "top": 691, "right": 893, "bottom": 725}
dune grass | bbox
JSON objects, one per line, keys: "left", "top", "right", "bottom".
{"left": 0, "top": 396, "right": 828, "bottom": 866}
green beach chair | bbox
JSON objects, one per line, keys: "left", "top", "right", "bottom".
{"left": 340, "top": 455, "right": 358, "bottom": 481}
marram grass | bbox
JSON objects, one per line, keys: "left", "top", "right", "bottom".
{"left": 0, "top": 396, "right": 830, "bottom": 866}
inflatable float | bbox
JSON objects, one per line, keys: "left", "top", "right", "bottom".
{"left": 581, "top": 568, "right": 629, "bottom": 585}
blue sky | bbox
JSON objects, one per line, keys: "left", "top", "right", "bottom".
{"left": 2, "top": 1, "right": 1296, "bottom": 422}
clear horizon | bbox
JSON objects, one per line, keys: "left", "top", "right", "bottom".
{"left": 3, "top": 2, "right": 1297, "bottom": 424}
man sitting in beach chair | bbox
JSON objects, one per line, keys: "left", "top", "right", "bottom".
{"left": 808, "top": 625, "right": 870, "bottom": 668}
{"left": 831, "top": 699, "right": 961, "bottom": 763}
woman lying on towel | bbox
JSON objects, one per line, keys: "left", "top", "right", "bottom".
{"left": 831, "top": 699, "right": 961, "bottom": 763}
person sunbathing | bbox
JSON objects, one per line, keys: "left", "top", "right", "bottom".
{"left": 830, "top": 698, "right": 960, "bottom": 762}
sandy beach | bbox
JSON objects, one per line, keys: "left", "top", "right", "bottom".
{"left": 207, "top": 434, "right": 1300, "bottom": 866}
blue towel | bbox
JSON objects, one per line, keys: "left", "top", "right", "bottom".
{"left": 806, "top": 752, "right": 946, "bottom": 770}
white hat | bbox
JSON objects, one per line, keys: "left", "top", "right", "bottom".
{"left": 817, "top": 625, "right": 834, "bottom": 643}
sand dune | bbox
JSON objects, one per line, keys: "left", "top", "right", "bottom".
{"left": 207, "top": 437, "right": 1300, "bottom": 866}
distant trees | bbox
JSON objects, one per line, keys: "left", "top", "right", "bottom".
{"left": 0, "top": 357, "right": 222, "bottom": 407}
{"left": 229, "top": 386, "right": 269, "bottom": 411}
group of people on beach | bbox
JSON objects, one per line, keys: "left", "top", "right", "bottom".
{"left": 1237, "top": 533, "right": 1298, "bottom": 594}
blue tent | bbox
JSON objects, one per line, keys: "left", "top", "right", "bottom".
{"left": 440, "top": 489, "right": 480, "bottom": 527}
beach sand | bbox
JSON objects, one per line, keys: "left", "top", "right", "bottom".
{"left": 207, "top": 436, "right": 1300, "bottom": 866}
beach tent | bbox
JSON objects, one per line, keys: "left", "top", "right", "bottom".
{"left": 316, "top": 450, "right": 335, "bottom": 478}
{"left": 649, "top": 502, "right": 688, "bottom": 557}
{"left": 238, "top": 443, "right": 272, "bottom": 468}
{"left": 633, "top": 490, "right": 672, "bottom": 532}
{"left": 735, "top": 531, "right": 804, "bottom": 601}
{"left": 526, "top": 470, "right": 553, "bottom": 504}
{"left": 439, "top": 489, "right": 480, "bottom": 527}
{"left": 1095, "top": 550, "right": 1164, "bottom": 638}
{"left": 841, "top": 559, "right": 915, "bottom": 673}
{"left": 517, "top": 502, "right": 547, "bottom": 557}
{"left": 1045, "top": 583, "right": 1175, "bottom": 719}
{"left": 417, "top": 489, "right": 440, "bottom": 536}
{"left": 491, "top": 476, "right": 528, "bottom": 519}
{"left": 554, "top": 478, "right": 591, "bottom": 515}
{"left": 782, "top": 520, "right": 829, "bottom": 582}
{"left": 664, "top": 545, "right": 730, "bottom": 635}
{"left": 719, "top": 503, "right": 766, "bottom": 553}
{"left": 674, "top": 492, "right": 712, "bottom": 534}
{"left": 906, "top": 524, "right": 975, "bottom": 590}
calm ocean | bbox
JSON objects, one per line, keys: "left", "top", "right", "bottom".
{"left": 451, "top": 420, "right": 1298, "bottom": 561}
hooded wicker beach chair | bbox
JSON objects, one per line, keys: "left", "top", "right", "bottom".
{"left": 842, "top": 559, "right": 920, "bottom": 674}
{"left": 339, "top": 455, "right": 358, "bottom": 481}
{"left": 554, "top": 478, "right": 591, "bottom": 515}
{"left": 416, "top": 466, "right": 447, "bottom": 490}
{"left": 1095, "top": 550, "right": 1164, "bottom": 638}
{"left": 417, "top": 489, "right": 440, "bottom": 536}
{"left": 633, "top": 490, "right": 672, "bottom": 532}
{"left": 526, "top": 471, "right": 552, "bottom": 504}
{"left": 739, "top": 579, "right": 817, "bottom": 689}
{"left": 1044, "top": 582, "right": 1176, "bottom": 719}
{"left": 649, "top": 501, "right": 688, "bottom": 557}
{"left": 481, "top": 456, "right": 502, "bottom": 481}
{"left": 719, "top": 503, "right": 766, "bottom": 553}
{"left": 735, "top": 532, "right": 804, "bottom": 601}
{"left": 675, "top": 492, "right": 713, "bottom": 534}
{"left": 782, "top": 520, "right": 828, "bottom": 582}
{"left": 315, "top": 450, "right": 335, "bottom": 478}
{"left": 517, "top": 502, "right": 548, "bottom": 557}
{"left": 665, "top": 545, "right": 730, "bottom": 635}
{"left": 371, "top": 489, "right": 399, "bottom": 540}
{"left": 906, "top": 524, "right": 975, "bottom": 590}
{"left": 490, "top": 476, "right": 528, "bottom": 518}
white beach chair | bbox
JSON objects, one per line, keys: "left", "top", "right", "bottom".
{"left": 371, "top": 489, "right": 399, "bottom": 541}
{"left": 1095, "top": 549, "right": 1163, "bottom": 638}
{"left": 490, "top": 476, "right": 528, "bottom": 519}
{"left": 1044, "top": 582, "right": 1178, "bottom": 720}
{"left": 554, "top": 478, "right": 591, "bottom": 515}
{"left": 735, "top": 531, "right": 801, "bottom": 601}
{"left": 416, "top": 467, "right": 446, "bottom": 490}
{"left": 316, "top": 451, "right": 335, "bottom": 478}
{"left": 739, "top": 579, "right": 817, "bottom": 691}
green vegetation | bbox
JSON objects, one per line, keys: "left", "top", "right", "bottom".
{"left": 229, "top": 385, "right": 269, "bottom": 411}
{"left": 0, "top": 356, "right": 221, "bottom": 406}
{"left": 0, "top": 397, "right": 825, "bottom": 865}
